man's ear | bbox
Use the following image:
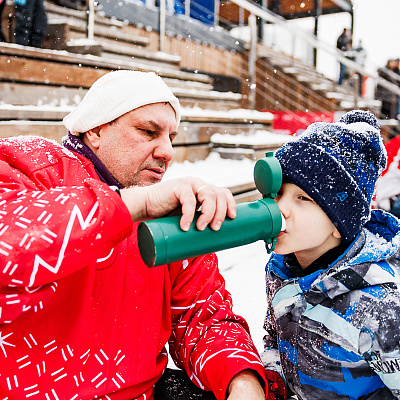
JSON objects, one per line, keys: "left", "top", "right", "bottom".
{"left": 333, "top": 228, "right": 342, "bottom": 239}
{"left": 84, "top": 126, "right": 102, "bottom": 150}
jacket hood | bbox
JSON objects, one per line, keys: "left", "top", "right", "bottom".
{"left": 269, "top": 209, "right": 400, "bottom": 301}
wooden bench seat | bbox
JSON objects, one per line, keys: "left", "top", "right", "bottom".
{"left": 0, "top": 43, "right": 243, "bottom": 110}
{"left": 0, "top": 107, "right": 273, "bottom": 162}
{"left": 0, "top": 43, "right": 211, "bottom": 84}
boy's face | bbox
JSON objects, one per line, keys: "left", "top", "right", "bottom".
{"left": 274, "top": 183, "right": 342, "bottom": 269}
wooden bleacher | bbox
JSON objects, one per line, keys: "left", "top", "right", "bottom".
{"left": 0, "top": 39, "right": 277, "bottom": 175}
{"left": 0, "top": 0, "right": 338, "bottom": 200}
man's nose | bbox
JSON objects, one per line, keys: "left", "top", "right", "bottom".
{"left": 154, "top": 136, "right": 174, "bottom": 161}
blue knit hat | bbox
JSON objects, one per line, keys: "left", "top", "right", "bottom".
{"left": 275, "top": 110, "right": 387, "bottom": 242}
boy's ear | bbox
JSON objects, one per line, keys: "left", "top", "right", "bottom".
{"left": 333, "top": 228, "right": 342, "bottom": 239}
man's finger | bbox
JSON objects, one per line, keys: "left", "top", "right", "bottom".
{"left": 195, "top": 187, "right": 217, "bottom": 231}
{"left": 178, "top": 185, "right": 198, "bottom": 231}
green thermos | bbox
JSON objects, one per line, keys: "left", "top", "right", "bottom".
{"left": 138, "top": 152, "right": 283, "bottom": 267}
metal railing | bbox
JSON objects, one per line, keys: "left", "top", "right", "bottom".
{"left": 85, "top": 0, "right": 400, "bottom": 122}
{"left": 228, "top": 0, "right": 400, "bottom": 99}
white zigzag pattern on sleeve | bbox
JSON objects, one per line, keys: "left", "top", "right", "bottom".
{"left": 29, "top": 202, "right": 99, "bottom": 286}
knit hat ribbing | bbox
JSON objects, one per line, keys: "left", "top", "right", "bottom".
{"left": 275, "top": 110, "right": 387, "bottom": 242}
{"left": 63, "top": 70, "right": 181, "bottom": 135}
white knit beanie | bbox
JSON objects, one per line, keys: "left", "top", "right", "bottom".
{"left": 63, "top": 70, "right": 181, "bottom": 135}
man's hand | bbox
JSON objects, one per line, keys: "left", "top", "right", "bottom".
{"left": 227, "top": 370, "right": 266, "bottom": 400}
{"left": 120, "top": 177, "right": 237, "bottom": 231}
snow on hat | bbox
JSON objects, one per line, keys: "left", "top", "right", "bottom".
{"left": 275, "top": 110, "right": 387, "bottom": 242}
{"left": 63, "top": 70, "right": 181, "bottom": 135}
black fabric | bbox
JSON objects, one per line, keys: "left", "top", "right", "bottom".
{"left": 0, "top": 0, "right": 6, "bottom": 42}
{"left": 286, "top": 241, "right": 350, "bottom": 278}
{"left": 154, "top": 369, "right": 217, "bottom": 400}
{"left": 390, "top": 195, "right": 400, "bottom": 218}
{"left": 14, "top": 0, "right": 47, "bottom": 47}
{"left": 359, "top": 386, "right": 396, "bottom": 400}
{"left": 63, "top": 132, "right": 124, "bottom": 189}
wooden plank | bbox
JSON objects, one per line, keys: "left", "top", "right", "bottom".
{"left": 173, "top": 88, "right": 241, "bottom": 102}
{"left": 228, "top": 182, "right": 256, "bottom": 195}
{"left": 0, "top": 43, "right": 212, "bottom": 84}
{"left": 0, "top": 54, "right": 108, "bottom": 87}
{"left": 0, "top": 107, "right": 71, "bottom": 120}
{"left": 212, "top": 142, "right": 281, "bottom": 150}
{"left": 233, "top": 190, "right": 261, "bottom": 203}
{"left": 181, "top": 115, "right": 272, "bottom": 124}
{"left": 65, "top": 20, "right": 150, "bottom": 46}
{"left": 171, "top": 145, "right": 211, "bottom": 164}
{"left": 45, "top": 1, "right": 125, "bottom": 28}
{"left": 0, "top": 121, "right": 67, "bottom": 142}
{"left": 0, "top": 82, "right": 85, "bottom": 107}
{"left": 0, "top": 81, "right": 222, "bottom": 109}
{"left": 280, "top": 0, "right": 345, "bottom": 15}
{"left": 211, "top": 146, "right": 281, "bottom": 161}
{"left": 175, "top": 122, "right": 270, "bottom": 145}
{"left": 99, "top": 41, "right": 181, "bottom": 65}
{"left": 0, "top": 107, "right": 271, "bottom": 128}
{"left": 163, "top": 77, "right": 213, "bottom": 92}
{"left": 178, "top": 98, "right": 241, "bottom": 111}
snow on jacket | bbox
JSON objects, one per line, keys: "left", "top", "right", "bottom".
{"left": 262, "top": 209, "right": 400, "bottom": 400}
{"left": 0, "top": 136, "right": 267, "bottom": 400}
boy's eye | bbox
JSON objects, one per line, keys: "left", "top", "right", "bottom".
{"left": 299, "top": 195, "right": 312, "bottom": 202}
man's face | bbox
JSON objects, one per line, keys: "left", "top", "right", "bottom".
{"left": 89, "top": 102, "right": 178, "bottom": 187}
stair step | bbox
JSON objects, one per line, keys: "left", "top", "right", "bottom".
{"left": 45, "top": 1, "right": 125, "bottom": 29}
{"left": 0, "top": 43, "right": 211, "bottom": 85}
{"left": 99, "top": 41, "right": 181, "bottom": 68}
{"left": 46, "top": 18, "right": 150, "bottom": 48}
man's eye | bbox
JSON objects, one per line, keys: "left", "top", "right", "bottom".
{"left": 140, "top": 129, "right": 155, "bottom": 136}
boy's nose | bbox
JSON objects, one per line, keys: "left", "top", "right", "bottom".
{"left": 276, "top": 197, "right": 290, "bottom": 219}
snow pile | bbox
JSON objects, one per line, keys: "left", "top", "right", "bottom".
{"left": 181, "top": 106, "right": 274, "bottom": 121}
{"left": 211, "top": 130, "right": 296, "bottom": 146}
{"left": 164, "top": 152, "right": 256, "bottom": 187}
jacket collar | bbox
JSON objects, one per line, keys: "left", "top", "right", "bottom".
{"left": 62, "top": 132, "right": 124, "bottom": 189}
{"left": 268, "top": 210, "right": 400, "bottom": 303}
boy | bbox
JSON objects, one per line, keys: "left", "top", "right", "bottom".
{"left": 262, "top": 110, "right": 400, "bottom": 399}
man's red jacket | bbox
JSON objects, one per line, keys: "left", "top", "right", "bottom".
{"left": 0, "top": 136, "right": 267, "bottom": 399}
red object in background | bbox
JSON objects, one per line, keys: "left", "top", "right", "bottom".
{"left": 264, "top": 110, "right": 336, "bottom": 136}
{"left": 382, "top": 134, "right": 400, "bottom": 176}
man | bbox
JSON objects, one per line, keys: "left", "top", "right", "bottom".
{"left": 336, "top": 28, "right": 351, "bottom": 85}
{"left": 376, "top": 58, "right": 400, "bottom": 119}
{"left": 14, "top": 0, "right": 47, "bottom": 47}
{"left": 0, "top": 70, "right": 281, "bottom": 399}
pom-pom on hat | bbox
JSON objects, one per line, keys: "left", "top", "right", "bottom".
{"left": 275, "top": 110, "right": 387, "bottom": 242}
{"left": 63, "top": 70, "right": 181, "bottom": 135}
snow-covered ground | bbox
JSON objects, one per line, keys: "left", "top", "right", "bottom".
{"left": 217, "top": 241, "right": 271, "bottom": 353}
